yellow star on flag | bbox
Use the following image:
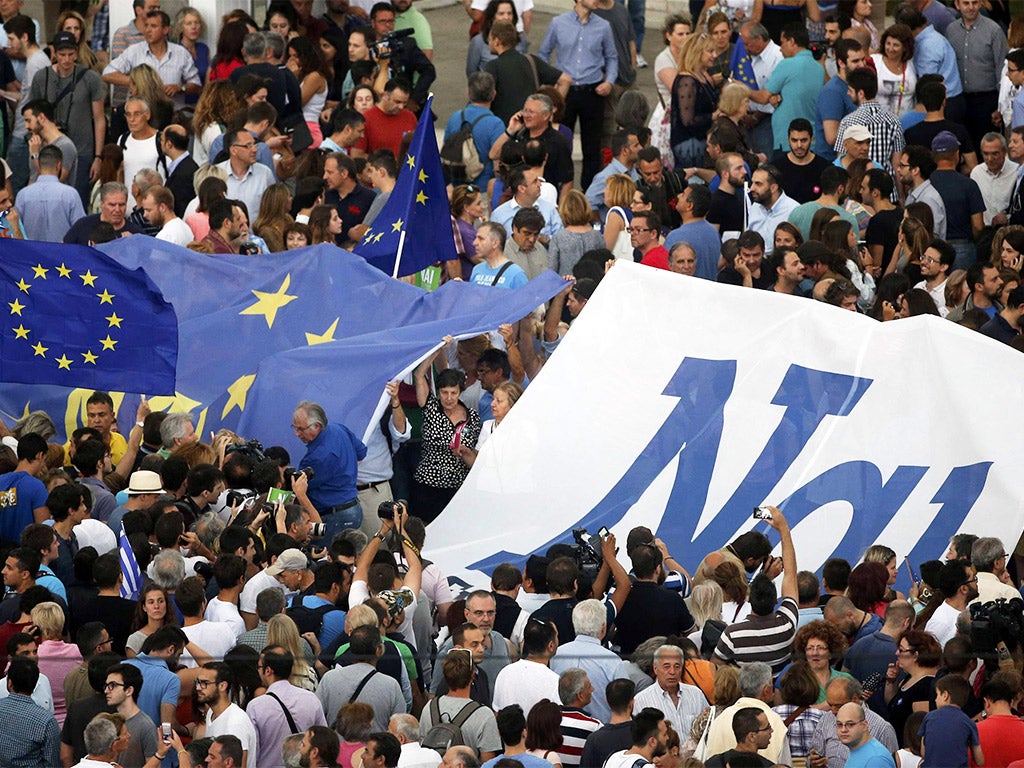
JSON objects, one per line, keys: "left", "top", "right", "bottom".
{"left": 239, "top": 274, "right": 298, "bottom": 329}
{"left": 82, "top": 350, "right": 98, "bottom": 365}
{"left": 80, "top": 270, "right": 97, "bottom": 287}
{"left": 406, "top": 154, "right": 416, "bottom": 170}
{"left": 12, "top": 324, "right": 29, "bottom": 339}
{"left": 56, "top": 263, "right": 72, "bottom": 279}
{"left": 31, "top": 264, "right": 48, "bottom": 279}
{"left": 362, "top": 229, "right": 375, "bottom": 244}
{"left": 305, "top": 317, "right": 340, "bottom": 346}
{"left": 16, "top": 279, "right": 30, "bottom": 293}
{"left": 97, "top": 289, "right": 115, "bottom": 304}
{"left": 8, "top": 299, "right": 24, "bottom": 316}
{"left": 31, "top": 342, "right": 47, "bottom": 357}
{"left": 416, "top": 191, "right": 428, "bottom": 205}
{"left": 391, "top": 218, "right": 404, "bottom": 232}
{"left": 418, "top": 169, "right": 428, "bottom": 183}
{"left": 100, "top": 335, "right": 117, "bottom": 351}
{"left": 221, "top": 373, "right": 257, "bottom": 418}
{"left": 56, "top": 354, "right": 72, "bottom": 370}
{"left": 373, "top": 232, "right": 384, "bottom": 243}
{"left": 105, "top": 312, "right": 122, "bottom": 328}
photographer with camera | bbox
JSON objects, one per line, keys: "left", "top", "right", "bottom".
{"left": 367, "top": 4, "right": 435, "bottom": 115}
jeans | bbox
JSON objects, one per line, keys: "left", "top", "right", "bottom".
{"left": 949, "top": 240, "right": 977, "bottom": 272}
{"left": 74, "top": 154, "right": 93, "bottom": 207}
{"left": 7, "top": 135, "right": 29, "bottom": 197}
{"left": 615, "top": 0, "right": 646, "bottom": 52}
{"left": 564, "top": 84, "right": 606, "bottom": 190}
{"left": 321, "top": 499, "right": 362, "bottom": 545}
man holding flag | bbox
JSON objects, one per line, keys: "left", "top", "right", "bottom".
{"left": 737, "top": 23, "right": 782, "bottom": 157}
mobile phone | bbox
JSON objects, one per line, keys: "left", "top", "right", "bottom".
{"left": 903, "top": 557, "right": 917, "bottom": 584}
{"left": 161, "top": 722, "right": 172, "bottom": 742}
{"left": 752, "top": 506, "right": 773, "bottom": 520}
{"left": 598, "top": 526, "right": 610, "bottom": 538}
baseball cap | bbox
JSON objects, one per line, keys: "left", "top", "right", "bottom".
{"left": 842, "top": 124, "right": 872, "bottom": 143}
{"left": 52, "top": 32, "right": 77, "bottom": 51}
{"left": 931, "top": 130, "right": 961, "bottom": 153}
{"left": 267, "top": 548, "right": 309, "bottom": 575}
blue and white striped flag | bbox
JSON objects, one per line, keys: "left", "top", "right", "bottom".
{"left": 119, "top": 525, "right": 143, "bottom": 600}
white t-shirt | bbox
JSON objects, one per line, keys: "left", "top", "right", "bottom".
{"left": 350, "top": 579, "right": 418, "bottom": 642}
{"left": 240, "top": 568, "right": 284, "bottom": 615}
{"left": 206, "top": 702, "right": 258, "bottom": 763}
{"left": 205, "top": 597, "right": 246, "bottom": 638}
{"left": 470, "top": 0, "right": 533, "bottom": 32}
{"left": 925, "top": 601, "right": 962, "bottom": 649}
{"left": 157, "top": 216, "right": 195, "bottom": 246}
{"left": 181, "top": 620, "right": 237, "bottom": 666}
{"left": 122, "top": 132, "right": 166, "bottom": 208}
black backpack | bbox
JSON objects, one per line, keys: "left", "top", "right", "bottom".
{"left": 440, "top": 110, "right": 487, "bottom": 185}
{"left": 287, "top": 596, "right": 338, "bottom": 636}
{"left": 421, "top": 698, "right": 483, "bottom": 753}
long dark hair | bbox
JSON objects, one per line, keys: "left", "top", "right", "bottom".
{"left": 211, "top": 20, "right": 248, "bottom": 68}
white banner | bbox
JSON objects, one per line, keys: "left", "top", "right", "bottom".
{"left": 427, "top": 262, "right": 1024, "bottom": 592}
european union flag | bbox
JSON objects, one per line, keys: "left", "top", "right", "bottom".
{"left": 0, "top": 240, "right": 177, "bottom": 393}
{"left": 0, "top": 238, "right": 567, "bottom": 453}
{"left": 354, "top": 95, "right": 458, "bottom": 278}
{"left": 729, "top": 36, "right": 758, "bottom": 90}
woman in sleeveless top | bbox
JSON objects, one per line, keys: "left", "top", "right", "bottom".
{"left": 671, "top": 34, "right": 719, "bottom": 169}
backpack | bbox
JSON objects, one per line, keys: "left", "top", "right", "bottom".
{"left": 287, "top": 596, "right": 337, "bottom": 636}
{"left": 421, "top": 697, "right": 483, "bottom": 753}
{"left": 440, "top": 110, "right": 487, "bottom": 185}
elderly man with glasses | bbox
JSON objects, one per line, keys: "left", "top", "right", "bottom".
{"left": 808, "top": 678, "right": 898, "bottom": 768}
{"left": 293, "top": 400, "right": 367, "bottom": 543}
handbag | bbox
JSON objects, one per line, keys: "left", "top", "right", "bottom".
{"left": 690, "top": 706, "right": 716, "bottom": 761}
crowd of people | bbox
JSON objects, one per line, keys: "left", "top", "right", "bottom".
{"left": 1, "top": 395, "right": 1024, "bottom": 768}
{"left": 2, "top": 0, "right": 1024, "bottom": 765}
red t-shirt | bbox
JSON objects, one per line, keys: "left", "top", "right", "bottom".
{"left": 355, "top": 105, "right": 417, "bottom": 158}
{"left": 975, "top": 715, "right": 1024, "bottom": 767}
{"left": 640, "top": 245, "right": 671, "bottom": 271}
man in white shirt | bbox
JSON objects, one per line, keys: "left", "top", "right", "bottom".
{"left": 204, "top": 554, "right": 247, "bottom": 638}
{"left": 970, "top": 537, "right": 1022, "bottom": 606}
{"left": 197, "top": 662, "right": 258, "bottom": 766}
{"left": 925, "top": 559, "right": 977, "bottom": 648}
{"left": 102, "top": 10, "right": 200, "bottom": 108}
{"left": 492, "top": 618, "right": 560, "bottom": 714}
{"left": 972, "top": 133, "right": 1019, "bottom": 226}
{"left": 632, "top": 645, "right": 707, "bottom": 740}
{"left": 141, "top": 185, "right": 192, "bottom": 246}
{"left": 739, "top": 22, "right": 783, "bottom": 156}
{"left": 914, "top": 239, "right": 954, "bottom": 315}
{"left": 747, "top": 165, "right": 799, "bottom": 246}
{"left": 390, "top": 714, "right": 442, "bottom": 768}
{"left": 177, "top": 577, "right": 237, "bottom": 668}
{"left": 602, "top": 708, "right": 668, "bottom": 768}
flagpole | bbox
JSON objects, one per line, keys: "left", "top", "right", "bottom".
{"left": 743, "top": 181, "right": 749, "bottom": 232}
{"left": 392, "top": 229, "right": 407, "bottom": 279}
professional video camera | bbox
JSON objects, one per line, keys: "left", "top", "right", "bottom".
{"left": 225, "top": 438, "right": 267, "bottom": 463}
{"left": 571, "top": 527, "right": 607, "bottom": 582}
{"left": 372, "top": 28, "right": 415, "bottom": 60}
{"left": 969, "top": 597, "right": 1024, "bottom": 658}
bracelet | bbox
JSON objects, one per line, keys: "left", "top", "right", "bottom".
{"left": 375, "top": 530, "right": 387, "bottom": 541}
{"left": 390, "top": 400, "right": 402, "bottom": 408}
{"left": 505, "top": 129, "right": 514, "bottom": 138}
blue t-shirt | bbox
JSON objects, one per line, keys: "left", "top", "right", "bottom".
{"left": 813, "top": 75, "right": 855, "bottom": 161}
{"left": 0, "top": 471, "right": 47, "bottom": 544}
{"left": 765, "top": 49, "right": 825, "bottom": 150}
{"left": 300, "top": 422, "right": 368, "bottom": 510}
{"left": 663, "top": 220, "right": 722, "bottom": 281}
{"left": 919, "top": 706, "right": 979, "bottom": 768}
{"left": 298, "top": 594, "right": 347, "bottom": 650}
{"left": 443, "top": 104, "right": 505, "bottom": 187}
{"left": 846, "top": 737, "right": 897, "bottom": 768}
{"left": 470, "top": 260, "right": 529, "bottom": 290}
{"left": 125, "top": 654, "right": 181, "bottom": 727}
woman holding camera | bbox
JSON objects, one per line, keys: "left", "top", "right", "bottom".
{"left": 412, "top": 344, "right": 482, "bottom": 524}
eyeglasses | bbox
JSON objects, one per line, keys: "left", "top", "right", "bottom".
{"left": 896, "top": 646, "right": 914, "bottom": 655}
{"left": 467, "top": 609, "right": 496, "bottom": 617}
{"left": 836, "top": 720, "right": 865, "bottom": 730}
{"left": 233, "top": 142, "right": 257, "bottom": 149}
{"left": 376, "top": 15, "right": 396, "bottom": 23}
{"left": 627, "top": 227, "right": 655, "bottom": 233}
{"left": 292, "top": 423, "right": 315, "bottom": 433}
{"left": 103, "top": 681, "right": 125, "bottom": 690}
{"left": 757, "top": 724, "right": 772, "bottom": 732}
{"left": 805, "top": 644, "right": 830, "bottom": 653}
{"left": 920, "top": 256, "right": 940, "bottom": 264}
{"left": 195, "top": 679, "right": 216, "bottom": 688}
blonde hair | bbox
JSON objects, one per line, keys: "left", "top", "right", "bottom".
{"left": 173, "top": 7, "right": 207, "bottom": 41}
{"left": 558, "top": 189, "right": 594, "bottom": 227}
{"left": 689, "top": 580, "right": 724, "bottom": 628}
{"left": 605, "top": 174, "right": 637, "bottom": 209}
{"left": 129, "top": 65, "right": 169, "bottom": 112}
{"left": 678, "top": 32, "right": 712, "bottom": 74}
{"left": 346, "top": 603, "right": 380, "bottom": 629}
{"left": 31, "top": 602, "right": 66, "bottom": 640}
{"left": 170, "top": 441, "right": 216, "bottom": 468}
{"left": 55, "top": 10, "right": 98, "bottom": 70}
{"left": 718, "top": 82, "right": 751, "bottom": 118}
{"left": 493, "top": 380, "right": 524, "bottom": 408}
{"left": 266, "top": 614, "right": 315, "bottom": 687}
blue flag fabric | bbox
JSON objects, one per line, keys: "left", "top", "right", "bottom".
{"left": 728, "top": 36, "right": 758, "bottom": 89}
{"left": 0, "top": 239, "right": 177, "bottom": 393}
{"left": 353, "top": 95, "right": 458, "bottom": 277}
{"left": 119, "top": 525, "right": 143, "bottom": 600}
{"left": 0, "top": 237, "right": 566, "bottom": 453}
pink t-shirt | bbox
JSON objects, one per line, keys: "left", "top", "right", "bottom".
{"left": 38, "top": 639, "right": 83, "bottom": 726}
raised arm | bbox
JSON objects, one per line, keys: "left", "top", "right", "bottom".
{"left": 765, "top": 505, "right": 797, "bottom": 601}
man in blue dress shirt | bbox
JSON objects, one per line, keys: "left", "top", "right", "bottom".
{"left": 13, "top": 145, "right": 84, "bottom": 242}
{"left": 538, "top": 0, "right": 618, "bottom": 190}
{"left": 294, "top": 400, "right": 368, "bottom": 542}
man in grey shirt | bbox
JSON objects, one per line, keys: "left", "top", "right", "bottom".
{"left": 316, "top": 626, "right": 406, "bottom": 731}
{"left": 945, "top": 0, "right": 1007, "bottom": 153}
{"left": 23, "top": 99, "right": 77, "bottom": 186}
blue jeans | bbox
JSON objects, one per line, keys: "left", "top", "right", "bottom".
{"left": 615, "top": 0, "right": 646, "bottom": 52}
{"left": 950, "top": 240, "right": 977, "bottom": 272}
{"left": 321, "top": 499, "right": 362, "bottom": 546}
{"left": 74, "top": 154, "right": 93, "bottom": 206}
{"left": 7, "top": 135, "right": 29, "bottom": 196}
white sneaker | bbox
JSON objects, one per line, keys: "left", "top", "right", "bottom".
{"left": 636, "top": 53, "right": 648, "bottom": 68}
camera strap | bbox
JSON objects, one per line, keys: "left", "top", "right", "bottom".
{"left": 44, "top": 67, "right": 87, "bottom": 132}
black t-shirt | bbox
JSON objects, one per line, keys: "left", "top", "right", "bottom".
{"left": 865, "top": 207, "right": 902, "bottom": 272}
{"left": 493, "top": 591, "right": 522, "bottom": 640}
{"left": 580, "top": 722, "right": 634, "bottom": 768}
{"left": 485, "top": 50, "right": 564, "bottom": 124}
{"left": 326, "top": 184, "right": 377, "bottom": 243}
{"left": 771, "top": 151, "right": 831, "bottom": 204}
{"left": 707, "top": 188, "right": 744, "bottom": 234}
{"left": 63, "top": 214, "right": 142, "bottom": 246}
{"left": 704, "top": 749, "right": 773, "bottom": 768}
{"left": 531, "top": 596, "right": 577, "bottom": 644}
{"left": 531, "top": 126, "right": 574, "bottom": 191}
{"left": 613, "top": 581, "right": 696, "bottom": 656}
{"left": 229, "top": 62, "right": 303, "bottom": 125}
{"left": 904, "top": 119, "right": 975, "bottom": 157}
